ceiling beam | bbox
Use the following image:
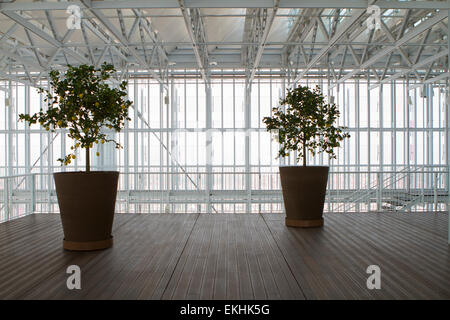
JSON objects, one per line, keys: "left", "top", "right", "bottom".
{"left": 132, "top": 9, "right": 169, "bottom": 65}
{"left": 408, "top": 72, "right": 450, "bottom": 90}
{"left": 82, "top": 19, "right": 128, "bottom": 62}
{"left": 3, "top": 1, "right": 450, "bottom": 10}
{"left": 369, "top": 50, "right": 448, "bottom": 89}
{"left": 80, "top": 0, "right": 166, "bottom": 85}
{"left": 178, "top": 0, "right": 210, "bottom": 83}
{"left": 331, "top": 10, "right": 448, "bottom": 87}
{"left": 0, "top": 23, "right": 19, "bottom": 45}
{"left": 1, "top": 11, "right": 89, "bottom": 65}
{"left": 0, "top": 71, "right": 40, "bottom": 87}
{"left": 291, "top": 7, "right": 369, "bottom": 86}
{"left": 244, "top": 1, "right": 279, "bottom": 86}
{"left": 0, "top": 48, "right": 43, "bottom": 71}
{"left": 283, "top": 9, "right": 321, "bottom": 69}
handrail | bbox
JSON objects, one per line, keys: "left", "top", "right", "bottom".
{"left": 332, "top": 166, "right": 447, "bottom": 212}
{"left": 1, "top": 168, "right": 448, "bottom": 221}
{"left": 2, "top": 168, "right": 446, "bottom": 179}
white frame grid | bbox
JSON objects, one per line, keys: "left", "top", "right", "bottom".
{"left": 0, "top": 70, "right": 448, "bottom": 216}
{"left": 0, "top": 2, "right": 449, "bottom": 242}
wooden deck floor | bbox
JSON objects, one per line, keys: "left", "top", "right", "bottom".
{"left": 0, "top": 213, "right": 449, "bottom": 300}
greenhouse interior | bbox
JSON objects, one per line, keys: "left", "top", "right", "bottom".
{"left": 0, "top": 0, "right": 449, "bottom": 301}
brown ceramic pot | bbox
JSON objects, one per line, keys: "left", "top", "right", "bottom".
{"left": 53, "top": 171, "right": 119, "bottom": 251}
{"left": 279, "top": 166, "right": 329, "bottom": 227}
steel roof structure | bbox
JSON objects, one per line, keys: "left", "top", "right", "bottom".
{"left": 0, "top": 0, "right": 448, "bottom": 87}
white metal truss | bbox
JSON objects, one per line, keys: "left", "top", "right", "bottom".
{"left": 370, "top": 50, "right": 448, "bottom": 89}
{"left": 243, "top": 1, "right": 279, "bottom": 86}
{"left": 80, "top": 0, "right": 168, "bottom": 85}
{"left": 0, "top": 2, "right": 446, "bottom": 88}
{"left": 283, "top": 8, "right": 322, "bottom": 67}
{"left": 292, "top": 7, "right": 369, "bottom": 85}
{"left": 178, "top": 0, "right": 210, "bottom": 83}
{"left": 1, "top": 10, "right": 89, "bottom": 66}
{"left": 3, "top": 1, "right": 450, "bottom": 10}
{"left": 330, "top": 10, "right": 448, "bottom": 88}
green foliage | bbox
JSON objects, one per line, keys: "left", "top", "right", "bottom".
{"left": 262, "top": 85, "right": 350, "bottom": 166}
{"left": 19, "top": 63, "right": 132, "bottom": 171}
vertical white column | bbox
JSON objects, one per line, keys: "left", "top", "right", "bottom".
{"left": 221, "top": 72, "right": 224, "bottom": 198}
{"left": 165, "top": 81, "right": 170, "bottom": 213}
{"left": 159, "top": 82, "right": 164, "bottom": 213}
{"left": 170, "top": 79, "right": 178, "bottom": 211}
{"left": 123, "top": 73, "right": 130, "bottom": 212}
{"left": 245, "top": 81, "right": 251, "bottom": 213}
{"left": 134, "top": 78, "right": 139, "bottom": 212}
{"left": 280, "top": 74, "right": 286, "bottom": 168}
{"left": 97, "top": 130, "right": 117, "bottom": 171}
{"left": 367, "top": 75, "right": 371, "bottom": 211}
{"left": 205, "top": 82, "right": 212, "bottom": 214}
{"left": 184, "top": 75, "right": 187, "bottom": 213}
{"left": 7, "top": 80, "right": 13, "bottom": 177}
{"left": 24, "top": 85, "right": 31, "bottom": 214}
{"left": 46, "top": 80, "right": 52, "bottom": 211}
{"left": 25, "top": 85, "right": 30, "bottom": 174}
{"left": 406, "top": 76, "right": 411, "bottom": 191}
{"left": 392, "top": 81, "right": 396, "bottom": 171}
{"left": 447, "top": 10, "right": 450, "bottom": 244}
{"left": 378, "top": 84, "right": 383, "bottom": 211}
{"left": 355, "top": 80, "right": 360, "bottom": 212}
{"left": 379, "top": 85, "right": 383, "bottom": 171}
{"left": 5, "top": 80, "right": 13, "bottom": 218}
{"left": 427, "top": 84, "right": 433, "bottom": 206}
{"left": 233, "top": 74, "right": 236, "bottom": 212}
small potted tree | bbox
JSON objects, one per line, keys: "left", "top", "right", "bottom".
{"left": 263, "top": 86, "right": 349, "bottom": 227}
{"left": 19, "top": 63, "right": 132, "bottom": 250}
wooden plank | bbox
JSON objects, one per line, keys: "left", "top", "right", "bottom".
{"left": 141, "top": 214, "right": 198, "bottom": 299}
{"left": 328, "top": 214, "right": 450, "bottom": 298}
{"left": 162, "top": 213, "right": 208, "bottom": 299}
{"left": 257, "top": 215, "right": 306, "bottom": 300}
{"left": 107, "top": 214, "right": 196, "bottom": 299}
{"left": 264, "top": 213, "right": 450, "bottom": 299}
{"left": 0, "top": 212, "right": 448, "bottom": 300}
{"left": 226, "top": 214, "right": 240, "bottom": 300}
{"left": 213, "top": 213, "right": 228, "bottom": 299}
{"left": 234, "top": 215, "right": 256, "bottom": 299}
{"left": 20, "top": 214, "right": 139, "bottom": 299}
{"left": 199, "top": 214, "right": 221, "bottom": 299}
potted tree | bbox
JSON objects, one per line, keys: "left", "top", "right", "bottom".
{"left": 19, "top": 63, "right": 132, "bottom": 250}
{"left": 263, "top": 86, "right": 349, "bottom": 227}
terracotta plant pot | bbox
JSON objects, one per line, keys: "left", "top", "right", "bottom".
{"left": 279, "top": 166, "right": 329, "bottom": 227}
{"left": 53, "top": 171, "right": 119, "bottom": 251}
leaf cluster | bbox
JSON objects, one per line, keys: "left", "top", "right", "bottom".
{"left": 262, "top": 85, "right": 350, "bottom": 164}
{"left": 19, "top": 63, "right": 132, "bottom": 166}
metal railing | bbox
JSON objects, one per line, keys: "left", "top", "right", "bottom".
{"left": 330, "top": 166, "right": 448, "bottom": 213}
{"left": 331, "top": 166, "right": 448, "bottom": 212}
{"left": 0, "top": 166, "right": 448, "bottom": 222}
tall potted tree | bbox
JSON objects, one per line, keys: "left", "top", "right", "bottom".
{"left": 263, "top": 86, "right": 349, "bottom": 227}
{"left": 19, "top": 63, "right": 132, "bottom": 250}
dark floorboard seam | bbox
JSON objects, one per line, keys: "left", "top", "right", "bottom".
{"left": 14, "top": 214, "right": 140, "bottom": 299}
{"left": 259, "top": 214, "right": 308, "bottom": 300}
{"left": 159, "top": 213, "right": 202, "bottom": 300}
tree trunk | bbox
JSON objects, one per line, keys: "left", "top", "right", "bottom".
{"left": 86, "top": 147, "right": 90, "bottom": 172}
{"left": 302, "top": 139, "right": 307, "bottom": 167}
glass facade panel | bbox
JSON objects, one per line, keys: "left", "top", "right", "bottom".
{"left": 0, "top": 75, "right": 447, "bottom": 213}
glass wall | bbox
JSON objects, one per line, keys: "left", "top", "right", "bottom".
{"left": 0, "top": 71, "right": 447, "bottom": 213}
